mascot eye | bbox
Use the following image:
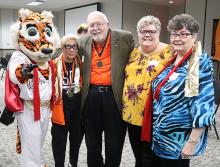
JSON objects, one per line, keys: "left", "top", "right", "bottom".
{"left": 45, "top": 28, "right": 52, "bottom": 37}
{"left": 27, "top": 27, "right": 38, "bottom": 36}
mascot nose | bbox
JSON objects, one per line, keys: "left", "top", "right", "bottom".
{"left": 41, "top": 48, "right": 53, "bottom": 54}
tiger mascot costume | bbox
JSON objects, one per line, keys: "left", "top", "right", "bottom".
{"left": 9, "top": 8, "right": 60, "bottom": 167}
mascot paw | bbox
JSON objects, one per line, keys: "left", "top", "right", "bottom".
{"left": 22, "top": 64, "right": 38, "bottom": 79}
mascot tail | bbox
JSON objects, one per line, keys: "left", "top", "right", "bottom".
{"left": 16, "top": 126, "right": 21, "bottom": 154}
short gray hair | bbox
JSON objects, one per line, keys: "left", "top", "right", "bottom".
{"left": 60, "top": 34, "right": 79, "bottom": 49}
{"left": 137, "top": 15, "right": 161, "bottom": 32}
{"left": 87, "top": 11, "right": 109, "bottom": 23}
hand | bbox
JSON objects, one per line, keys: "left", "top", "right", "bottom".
{"left": 181, "top": 140, "right": 197, "bottom": 159}
{"left": 21, "top": 64, "right": 38, "bottom": 79}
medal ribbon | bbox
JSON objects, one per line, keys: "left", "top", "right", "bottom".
{"left": 33, "top": 67, "right": 40, "bottom": 121}
{"left": 154, "top": 48, "right": 193, "bottom": 100}
{"left": 62, "top": 56, "right": 75, "bottom": 92}
{"left": 141, "top": 50, "right": 177, "bottom": 142}
{"left": 49, "top": 60, "right": 56, "bottom": 103}
{"left": 93, "top": 30, "right": 110, "bottom": 56}
{"left": 93, "top": 31, "right": 110, "bottom": 67}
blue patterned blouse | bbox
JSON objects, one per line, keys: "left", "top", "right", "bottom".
{"left": 151, "top": 51, "right": 215, "bottom": 159}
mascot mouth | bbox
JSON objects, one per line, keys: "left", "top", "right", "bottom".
{"left": 39, "top": 54, "right": 51, "bottom": 58}
{"left": 37, "top": 49, "right": 54, "bottom": 59}
{"left": 39, "top": 53, "right": 53, "bottom": 59}
{"left": 41, "top": 48, "right": 53, "bottom": 54}
{"left": 36, "top": 52, "right": 53, "bottom": 62}
{"left": 19, "top": 43, "right": 54, "bottom": 62}
{"left": 39, "top": 47, "right": 55, "bottom": 59}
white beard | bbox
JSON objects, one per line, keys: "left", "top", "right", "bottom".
{"left": 92, "top": 35, "right": 105, "bottom": 43}
{"left": 91, "top": 31, "right": 108, "bottom": 43}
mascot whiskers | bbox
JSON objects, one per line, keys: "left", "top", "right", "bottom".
{"left": 9, "top": 8, "right": 60, "bottom": 167}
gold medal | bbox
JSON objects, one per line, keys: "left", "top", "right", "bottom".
{"left": 97, "top": 61, "right": 103, "bottom": 67}
{"left": 62, "top": 57, "right": 76, "bottom": 98}
{"left": 67, "top": 90, "right": 74, "bottom": 98}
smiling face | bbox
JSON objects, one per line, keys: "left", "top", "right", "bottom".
{"left": 170, "top": 26, "right": 197, "bottom": 55}
{"left": 62, "top": 39, "right": 78, "bottom": 62}
{"left": 87, "top": 13, "right": 109, "bottom": 44}
{"left": 138, "top": 24, "right": 160, "bottom": 52}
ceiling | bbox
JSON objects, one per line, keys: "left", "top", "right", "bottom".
{"left": 0, "top": 0, "right": 185, "bottom": 11}
{"left": 0, "top": 0, "right": 97, "bottom": 11}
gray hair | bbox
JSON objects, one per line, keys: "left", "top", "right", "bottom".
{"left": 87, "top": 11, "right": 109, "bottom": 23}
{"left": 137, "top": 15, "right": 161, "bottom": 33}
{"left": 60, "top": 34, "right": 79, "bottom": 49}
{"left": 167, "top": 14, "right": 200, "bottom": 34}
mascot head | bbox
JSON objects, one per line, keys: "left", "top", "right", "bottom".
{"left": 10, "top": 8, "right": 60, "bottom": 63}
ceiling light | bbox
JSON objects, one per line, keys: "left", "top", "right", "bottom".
{"left": 169, "top": 1, "right": 174, "bottom": 4}
{"left": 36, "top": 0, "right": 47, "bottom": 2}
{"left": 27, "top": 2, "right": 43, "bottom": 6}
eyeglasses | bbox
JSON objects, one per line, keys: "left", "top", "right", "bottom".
{"left": 170, "top": 32, "right": 192, "bottom": 39}
{"left": 64, "top": 44, "right": 78, "bottom": 50}
{"left": 89, "top": 23, "right": 106, "bottom": 29}
{"left": 138, "top": 29, "right": 157, "bottom": 36}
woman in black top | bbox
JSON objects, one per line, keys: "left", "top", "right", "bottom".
{"left": 51, "top": 34, "right": 83, "bottom": 167}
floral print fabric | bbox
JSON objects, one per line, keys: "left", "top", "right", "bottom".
{"left": 122, "top": 46, "right": 173, "bottom": 126}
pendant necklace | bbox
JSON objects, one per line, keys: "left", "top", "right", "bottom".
{"left": 62, "top": 56, "right": 75, "bottom": 98}
{"left": 97, "top": 60, "right": 103, "bottom": 67}
{"left": 93, "top": 38, "right": 108, "bottom": 68}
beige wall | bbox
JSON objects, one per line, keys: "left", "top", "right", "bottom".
{"left": 0, "top": 0, "right": 219, "bottom": 56}
{"left": 122, "top": 0, "right": 184, "bottom": 45}
{"left": 185, "top": 0, "right": 220, "bottom": 56}
{"left": 123, "top": 0, "right": 169, "bottom": 45}
{"left": 101, "top": 0, "right": 123, "bottom": 30}
{"left": 53, "top": 11, "right": 65, "bottom": 38}
{"left": 167, "top": 5, "right": 185, "bottom": 41}
{"left": 53, "top": 0, "right": 123, "bottom": 38}
{"left": 185, "top": 0, "right": 206, "bottom": 48}
{"left": 0, "top": 8, "right": 16, "bottom": 49}
{"left": 0, "top": 8, "right": 16, "bottom": 58}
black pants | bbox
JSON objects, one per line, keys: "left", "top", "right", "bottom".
{"left": 153, "top": 157, "right": 190, "bottom": 167}
{"left": 83, "top": 86, "right": 127, "bottom": 167}
{"left": 128, "top": 124, "right": 156, "bottom": 167}
{"left": 51, "top": 94, "right": 84, "bottom": 167}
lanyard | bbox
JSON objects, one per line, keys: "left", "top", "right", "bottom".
{"left": 62, "top": 56, "right": 75, "bottom": 90}
{"left": 93, "top": 30, "right": 110, "bottom": 56}
{"left": 154, "top": 48, "right": 193, "bottom": 100}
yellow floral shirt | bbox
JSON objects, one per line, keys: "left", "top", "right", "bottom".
{"left": 122, "top": 45, "right": 174, "bottom": 126}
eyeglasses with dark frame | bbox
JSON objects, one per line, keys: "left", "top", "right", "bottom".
{"left": 64, "top": 44, "right": 78, "bottom": 50}
{"left": 170, "top": 32, "right": 192, "bottom": 39}
{"left": 138, "top": 29, "right": 157, "bottom": 36}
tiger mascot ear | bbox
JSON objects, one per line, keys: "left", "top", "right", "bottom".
{"left": 18, "top": 8, "right": 33, "bottom": 22}
{"left": 41, "top": 10, "right": 54, "bottom": 22}
{"left": 10, "top": 8, "right": 60, "bottom": 64}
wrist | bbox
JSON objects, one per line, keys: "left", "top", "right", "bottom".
{"left": 188, "top": 138, "right": 199, "bottom": 145}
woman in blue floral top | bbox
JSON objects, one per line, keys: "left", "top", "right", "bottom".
{"left": 151, "top": 14, "right": 215, "bottom": 167}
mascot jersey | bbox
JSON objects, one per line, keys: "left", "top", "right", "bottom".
{"left": 8, "top": 8, "right": 60, "bottom": 167}
{"left": 9, "top": 51, "right": 52, "bottom": 108}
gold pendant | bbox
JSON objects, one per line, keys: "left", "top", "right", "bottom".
{"left": 67, "top": 90, "right": 74, "bottom": 97}
{"left": 97, "top": 61, "right": 103, "bottom": 67}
